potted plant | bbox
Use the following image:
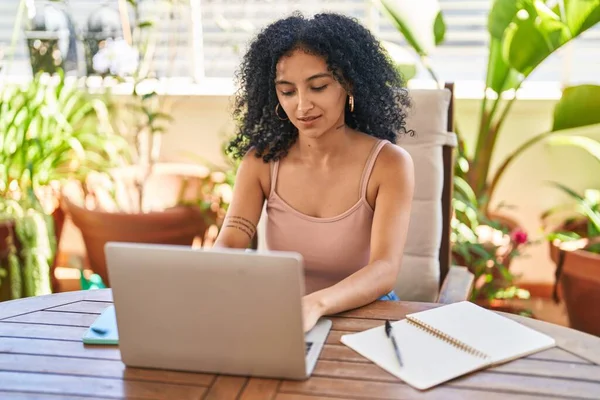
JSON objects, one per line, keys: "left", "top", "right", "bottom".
{"left": 376, "top": 0, "right": 600, "bottom": 303}
{"left": 542, "top": 185, "right": 600, "bottom": 336}
{"left": 0, "top": 70, "right": 127, "bottom": 301}
{"left": 62, "top": 0, "right": 236, "bottom": 286}
{"left": 451, "top": 182, "right": 533, "bottom": 312}
{"left": 540, "top": 124, "right": 600, "bottom": 335}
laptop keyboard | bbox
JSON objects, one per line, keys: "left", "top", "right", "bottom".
{"left": 305, "top": 341, "right": 313, "bottom": 355}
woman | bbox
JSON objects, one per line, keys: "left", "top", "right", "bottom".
{"left": 213, "top": 12, "right": 415, "bottom": 332}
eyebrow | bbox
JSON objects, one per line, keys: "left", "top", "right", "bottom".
{"left": 275, "top": 73, "right": 332, "bottom": 85}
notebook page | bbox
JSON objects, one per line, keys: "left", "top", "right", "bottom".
{"left": 406, "top": 301, "right": 556, "bottom": 365}
{"left": 340, "top": 319, "right": 489, "bottom": 390}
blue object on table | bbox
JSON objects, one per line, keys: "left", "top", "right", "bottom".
{"left": 82, "top": 305, "right": 119, "bottom": 345}
{"left": 378, "top": 291, "right": 400, "bottom": 301}
{"left": 80, "top": 272, "right": 106, "bottom": 291}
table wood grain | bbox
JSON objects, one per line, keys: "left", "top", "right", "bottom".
{"left": 0, "top": 289, "right": 599, "bottom": 399}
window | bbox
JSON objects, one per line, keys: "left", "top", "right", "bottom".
{"left": 1, "top": 0, "right": 598, "bottom": 87}
{"left": 197, "top": 0, "right": 370, "bottom": 78}
{"left": 0, "top": 0, "right": 194, "bottom": 78}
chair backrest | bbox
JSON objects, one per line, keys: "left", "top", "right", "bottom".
{"left": 394, "top": 84, "right": 456, "bottom": 302}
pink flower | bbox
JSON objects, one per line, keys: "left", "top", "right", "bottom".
{"left": 511, "top": 229, "right": 528, "bottom": 245}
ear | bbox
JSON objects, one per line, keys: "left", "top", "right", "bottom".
{"left": 331, "top": 67, "right": 353, "bottom": 94}
{"left": 341, "top": 79, "right": 353, "bottom": 95}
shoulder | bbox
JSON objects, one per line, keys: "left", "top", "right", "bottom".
{"left": 377, "top": 141, "right": 413, "bottom": 173}
{"left": 354, "top": 132, "right": 412, "bottom": 170}
{"left": 373, "top": 141, "right": 414, "bottom": 188}
{"left": 236, "top": 148, "right": 273, "bottom": 195}
{"left": 240, "top": 148, "right": 271, "bottom": 171}
{"left": 351, "top": 132, "right": 413, "bottom": 184}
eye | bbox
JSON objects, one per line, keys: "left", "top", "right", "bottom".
{"left": 280, "top": 90, "right": 295, "bottom": 97}
{"left": 312, "top": 85, "right": 328, "bottom": 92}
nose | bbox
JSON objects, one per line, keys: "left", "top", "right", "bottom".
{"left": 297, "top": 91, "right": 314, "bottom": 114}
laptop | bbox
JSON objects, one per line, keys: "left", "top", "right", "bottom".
{"left": 103, "top": 242, "right": 332, "bottom": 380}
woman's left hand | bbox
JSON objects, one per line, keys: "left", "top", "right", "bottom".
{"left": 302, "top": 294, "right": 325, "bottom": 333}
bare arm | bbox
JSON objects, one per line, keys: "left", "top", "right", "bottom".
{"left": 303, "top": 144, "right": 415, "bottom": 324}
{"left": 213, "top": 150, "right": 268, "bottom": 249}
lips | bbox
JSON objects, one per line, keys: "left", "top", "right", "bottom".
{"left": 297, "top": 115, "right": 321, "bottom": 122}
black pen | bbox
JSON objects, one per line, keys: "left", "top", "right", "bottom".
{"left": 385, "top": 320, "right": 403, "bottom": 367}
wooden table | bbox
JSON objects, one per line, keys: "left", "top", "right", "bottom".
{"left": 1, "top": 289, "right": 600, "bottom": 400}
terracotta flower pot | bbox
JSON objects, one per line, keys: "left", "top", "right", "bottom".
{"left": 64, "top": 197, "right": 207, "bottom": 286}
{"left": 62, "top": 163, "right": 214, "bottom": 286}
{"left": 549, "top": 241, "right": 600, "bottom": 337}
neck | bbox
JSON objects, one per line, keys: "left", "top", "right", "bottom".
{"left": 296, "top": 123, "right": 350, "bottom": 164}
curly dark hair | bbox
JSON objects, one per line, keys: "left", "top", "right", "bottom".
{"left": 227, "top": 12, "right": 412, "bottom": 162}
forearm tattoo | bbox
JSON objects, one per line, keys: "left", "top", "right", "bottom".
{"left": 223, "top": 216, "right": 256, "bottom": 240}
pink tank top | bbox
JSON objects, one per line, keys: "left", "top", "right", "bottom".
{"left": 265, "top": 140, "right": 389, "bottom": 294}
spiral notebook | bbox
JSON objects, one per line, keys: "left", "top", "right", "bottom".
{"left": 340, "top": 301, "right": 556, "bottom": 390}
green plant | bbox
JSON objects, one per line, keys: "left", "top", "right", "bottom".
{"left": 541, "top": 132, "right": 600, "bottom": 254}
{"left": 0, "top": 73, "right": 126, "bottom": 190}
{"left": 543, "top": 186, "right": 600, "bottom": 243}
{"left": 373, "top": 0, "right": 446, "bottom": 85}
{"left": 0, "top": 196, "right": 51, "bottom": 299}
{"left": 539, "top": 85, "right": 600, "bottom": 240}
{"left": 0, "top": 0, "right": 128, "bottom": 300}
{"left": 0, "top": 70, "right": 127, "bottom": 299}
{"left": 452, "top": 175, "right": 533, "bottom": 300}
{"left": 377, "top": 0, "right": 600, "bottom": 301}
{"left": 378, "top": 0, "right": 600, "bottom": 210}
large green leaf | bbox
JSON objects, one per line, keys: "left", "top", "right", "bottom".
{"left": 500, "top": 0, "right": 600, "bottom": 76}
{"left": 561, "top": 0, "right": 600, "bottom": 33}
{"left": 454, "top": 176, "right": 479, "bottom": 208}
{"left": 547, "top": 135, "right": 600, "bottom": 162}
{"left": 553, "top": 85, "right": 600, "bottom": 131}
{"left": 486, "top": 0, "right": 529, "bottom": 93}
{"left": 433, "top": 10, "right": 446, "bottom": 45}
{"left": 489, "top": 0, "right": 520, "bottom": 39}
{"left": 375, "top": 0, "right": 445, "bottom": 56}
{"left": 548, "top": 181, "right": 600, "bottom": 232}
{"left": 485, "top": 36, "right": 523, "bottom": 94}
{"left": 502, "top": 2, "right": 568, "bottom": 75}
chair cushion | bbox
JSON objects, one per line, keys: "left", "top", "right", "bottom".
{"left": 394, "top": 88, "right": 457, "bottom": 302}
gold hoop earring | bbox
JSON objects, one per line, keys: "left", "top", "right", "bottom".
{"left": 275, "top": 104, "right": 288, "bottom": 120}
{"left": 349, "top": 95, "right": 355, "bottom": 113}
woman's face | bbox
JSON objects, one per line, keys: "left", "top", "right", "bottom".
{"left": 274, "top": 49, "right": 348, "bottom": 139}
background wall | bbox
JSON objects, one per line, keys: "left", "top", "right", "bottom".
{"left": 60, "top": 91, "right": 600, "bottom": 286}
